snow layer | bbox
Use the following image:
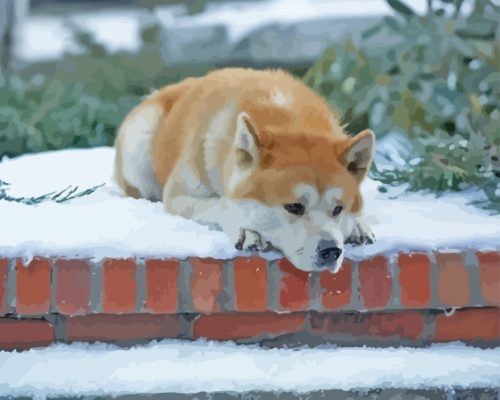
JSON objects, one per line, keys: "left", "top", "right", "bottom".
{"left": 0, "top": 147, "right": 498, "bottom": 262}
{"left": 157, "top": 0, "right": 427, "bottom": 44}
{"left": 16, "top": 0, "right": 428, "bottom": 62}
{"left": 0, "top": 341, "right": 498, "bottom": 398}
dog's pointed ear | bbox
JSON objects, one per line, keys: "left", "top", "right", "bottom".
{"left": 235, "top": 112, "right": 260, "bottom": 168}
{"left": 342, "top": 129, "right": 375, "bottom": 181}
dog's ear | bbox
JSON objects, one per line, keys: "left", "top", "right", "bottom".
{"left": 234, "top": 112, "right": 260, "bottom": 168}
{"left": 342, "top": 129, "right": 375, "bottom": 181}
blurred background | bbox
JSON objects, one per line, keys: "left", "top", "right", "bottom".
{"left": 0, "top": 0, "right": 498, "bottom": 210}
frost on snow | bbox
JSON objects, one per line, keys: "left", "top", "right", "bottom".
{"left": 0, "top": 147, "right": 498, "bottom": 261}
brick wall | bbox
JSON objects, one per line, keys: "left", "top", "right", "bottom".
{"left": 1, "top": 251, "right": 499, "bottom": 350}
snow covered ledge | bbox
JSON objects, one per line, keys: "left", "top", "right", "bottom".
{"left": 0, "top": 148, "right": 499, "bottom": 350}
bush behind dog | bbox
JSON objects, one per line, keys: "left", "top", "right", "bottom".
{"left": 0, "top": 0, "right": 498, "bottom": 211}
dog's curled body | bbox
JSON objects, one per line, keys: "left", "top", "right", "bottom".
{"left": 115, "top": 68, "right": 375, "bottom": 272}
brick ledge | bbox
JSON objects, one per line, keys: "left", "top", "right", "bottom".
{"left": 0, "top": 251, "right": 499, "bottom": 350}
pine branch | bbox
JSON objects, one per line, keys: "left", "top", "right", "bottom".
{"left": 0, "top": 181, "right": 104, "bottom": 205}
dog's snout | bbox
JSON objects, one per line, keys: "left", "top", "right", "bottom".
{"left": 317, "top": 240, "right": 342, "bottom": 265}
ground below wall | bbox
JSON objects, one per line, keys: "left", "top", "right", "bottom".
{"left": 0, "top": 251, "right": 499, "bottom": 350}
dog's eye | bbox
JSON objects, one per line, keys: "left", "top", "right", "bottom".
{"left": 332, "top": 205, "right": 344, "bottom": 217}
{"left": 284, "top": 202, "right": 305, "bottom": 216}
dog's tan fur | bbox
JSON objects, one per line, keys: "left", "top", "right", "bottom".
{"left": 115, "top": 68, "right": 375, "bottom": 272}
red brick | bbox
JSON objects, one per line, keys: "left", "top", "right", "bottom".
{"left": 103, "top": 258, "right": 136, "bottom": 313}
{"left": 234, "top": 257, "right": 268, "bottom": 311}
{"left": 55, "top": 259, "right": 90, "bottom": 316}
{"left": 193, "top": 312, "right": 305, "bottom": 340}
{"left": 320, "top": 259, "right": 352, "bottom": 310}
{"left": 0, "top": 258, "right": 8, "bottom": 315}
{"left": 16, "top": 258, "right": 52, "bottom": 315}
{"left": 436, "top": 252, "right": 470, "bottom": 306}
{"left": 278, "top": 259, "right": 309, "bottom": 311}
{"left": 309, "top": 311, "right": 425, "bottom": 340}
{"left": 359, "top": 256, "right": 392, "bottom": 309}
{"left": 145, "top": 259, "right": 179, "bottom": 313}
{"left": 66, "top": 314, "right": 181, "bottom": 342}
{"left": 434, "top": 308, "right": 500, "bottom": 342}
{"left": 190, "top": 258, "right": 223, "bottom": 313}
{"left": 0, "top": 319, "right": 54, "bottom": 350}
{"left": 398, "top": 253, "right": 431, "bottom": 308}
{"left": 477, "top": 252, "right": 500, "bottom": 306}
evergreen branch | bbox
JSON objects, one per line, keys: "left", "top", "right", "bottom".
{"left": 0, "top": 182, "right": 104, "bottom": 205}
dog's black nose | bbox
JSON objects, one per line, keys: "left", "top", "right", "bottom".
{"left": 317, "top": 240, "right": 342, "bottom": 265}
{"left": 320, "top": 247, "right": 342, "bottom": 260}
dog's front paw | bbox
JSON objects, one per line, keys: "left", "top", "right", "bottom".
{"left": 235, "top": 228, "right": 271, "bottom": 252}
{"left": 345, "top": 219, "right": 375, "bottom": 246}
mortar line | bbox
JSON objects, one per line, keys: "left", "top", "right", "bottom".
{"left": 309, "top": 271, "right": 322, "bottom": 312}
{"left": 349, "top": 260, "right": 362, "bottom": 311}
{"left": 465, "top": 250, "right": 481, "bottom": 306}
{"left": 428, "top": 251, "right": 440, "bottom": 309}
{"left": 268, "top": 259, "right": 282, "bottom": 312}
{"left": 388, "top": 253, "right": 401, "bottom": 310}
{"left": 221, "top": 259, "right": 235, "bottom": 312}
{"left": 135, "top": 258, "right": 146, "bottom": 313}
{"left": 89, "top": 259, "right": 103, "bottom": 313}
{"left": 7, "top": 258, "right": 16, "bottom": 314}
{"left": 178, "top": 259, "right": 193, "bottom": 313}
{"left": 50, "top": 258, "right": 57, "bottom": 314}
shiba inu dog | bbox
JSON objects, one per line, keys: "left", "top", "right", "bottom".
{"left": 114, "top": 68, "right": 375, "bottom": 272}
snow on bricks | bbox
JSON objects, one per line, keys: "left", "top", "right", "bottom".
{"left": 0, "top": 252, "right": 499, "bottom": 350}
{"left": 0, "top": 149, "right": 499, "bottom": 350}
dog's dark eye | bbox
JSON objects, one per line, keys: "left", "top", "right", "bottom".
{"left": 284, "top": 202, "right": 305, "bottom": 216}
{"left": 332, "top": 205, "right": 344, "bottom": 217}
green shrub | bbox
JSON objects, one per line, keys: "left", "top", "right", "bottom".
{"left": 0, "top": 0, "right": 498, "bottom": 211}
{"left": 304, "top": 0, "right": 499, "bottom": 211}
{"left": 0, "top": 22, "right": 215, "bottom": 159}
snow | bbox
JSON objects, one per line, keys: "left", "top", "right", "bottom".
{"left": 0, "top": 148, "right": 235, "bottom": 262}
{"left": 0, "top": 341, "right": 498, "bottom": 398}
{"left": 15, "top": 10, "right": 146, "bottom": 62}
{"left": 16, "top": 0, "right": 428, "bottom": 62}
{"left": 0, "top": 147, "right": 498, "bottom": 262}
{"left": 157, "top": 0, "right": 427, "bottom": 44}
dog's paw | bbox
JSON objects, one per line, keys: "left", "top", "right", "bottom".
{"left": 345, "top": 219, "right": 375, "bottom": 246}
{"left": 234, "top": 228, "right": 271, "bottom": 252}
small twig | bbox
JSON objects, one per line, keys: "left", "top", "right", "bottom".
{"left": 0, "top": 181, "right": 104, "bottom": 205}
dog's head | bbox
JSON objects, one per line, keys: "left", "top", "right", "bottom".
{"left": 227, "top": 110, "right": 374, "bottom": 272}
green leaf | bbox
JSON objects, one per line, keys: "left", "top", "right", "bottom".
{"left": 383, "top": 16, "right": 402, "bottom": 32}
{"left": 387, "top": 0, "right": 415, "bottom": 17}
{"left": 362, "top": 23, "right": 383, "bottom": 39}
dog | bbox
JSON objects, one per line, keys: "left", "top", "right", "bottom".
{"left": 114, "top": 68, "right": 375, "bottom": 272}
